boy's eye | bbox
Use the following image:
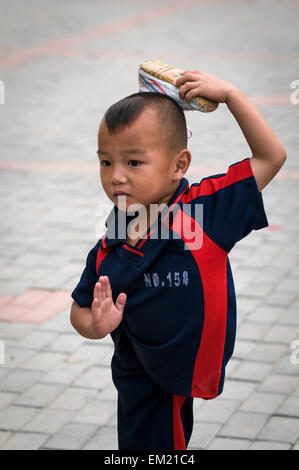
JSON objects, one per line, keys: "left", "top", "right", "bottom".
{"left": 101, "top": 160, "right": 111, "bottom": 167}
{"left": 128, "top": 160, "right": 141, "bottom": 167}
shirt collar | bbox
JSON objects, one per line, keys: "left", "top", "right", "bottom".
{"left": 102, "top": 177, "right": 189, "bottom": 248}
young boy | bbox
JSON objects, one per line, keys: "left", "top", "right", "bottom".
{"left": 70, "top": 69, "right": 286, "bottom": 450}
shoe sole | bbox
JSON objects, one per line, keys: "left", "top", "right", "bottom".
{"left": 138, "top": 59, "right": 219, "bottom": 112}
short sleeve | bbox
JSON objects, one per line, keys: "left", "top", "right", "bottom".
{"left": 71, "top": 240, "right": 101, "bottom": 307}
{"left": 189, "top": 158, "right": 269, "bottom": 252}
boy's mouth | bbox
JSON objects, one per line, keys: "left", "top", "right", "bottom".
{"left": 113, "top": 191, "right": 130, "bottom": 197}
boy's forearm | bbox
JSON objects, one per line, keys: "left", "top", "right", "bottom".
{"left": 225, "top": 88, "right": 287, "bottom": 163}
{"left": 70, "top": 301, "right": 104, "bottom": 339}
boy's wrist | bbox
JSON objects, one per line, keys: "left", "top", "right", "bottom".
{"left": 225, "top": 86, "right": 242, "bottom": 104}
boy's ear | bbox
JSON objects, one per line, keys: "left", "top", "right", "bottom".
{"left": 173, "top": 149, "right": 191, "bottom": 179}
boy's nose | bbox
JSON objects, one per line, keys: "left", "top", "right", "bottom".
{"left": 110, "top": 167, "right": 128, "bottom": 185}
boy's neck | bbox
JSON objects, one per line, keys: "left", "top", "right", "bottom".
{"left": 126, "top": 180, "right": 181, "bottom": 242}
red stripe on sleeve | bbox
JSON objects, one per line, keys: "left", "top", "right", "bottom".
{"left": 183, "top": 158, "right": 253, "bottom": 202}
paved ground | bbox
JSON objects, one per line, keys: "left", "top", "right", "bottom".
{"left": 0, "top": 0, "right": 299, "bottom": 450}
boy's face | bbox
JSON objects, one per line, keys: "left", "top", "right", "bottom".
{"left": 97, "top": 107, "right": 188, "bottom": 212}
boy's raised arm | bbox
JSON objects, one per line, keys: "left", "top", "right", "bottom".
{"left": 174, "top": 71, "right": 287, "bottom": 191}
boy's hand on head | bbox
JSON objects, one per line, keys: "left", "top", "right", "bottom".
{"left": 91, "top": 276, "right": 127, "bottom": 337}
{"left": 174, "top": 70, "right": 239, "bottom": 104}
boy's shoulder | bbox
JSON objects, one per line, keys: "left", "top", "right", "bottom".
{"left": 183, "top": 158, "right": 254, "bottom": 204}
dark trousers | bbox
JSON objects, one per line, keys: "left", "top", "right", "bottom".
{"left": 111, "top": 335, "right": 194, "bottom": 450}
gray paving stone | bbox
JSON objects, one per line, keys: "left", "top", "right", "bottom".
{"left": 18, "top": 330, "right": 57, "bottom": 350}
{"left": 249, "top": 342, "right": 288, "bottom": 363}
{"left": 5, "top": 346, "right": 36, "bottom": 369}
{"left": 41, "top": 360, "right": 88, "bottom": 385}
{"left": 274, "top": 354, "right": 299, "bottom": 376}
{"left": 258, "top": 416, "right": 299, "bottom": 443}
{"left": 237, "top": 322, "right": 271, "bottom": 342}
{"left": 0, "top": 430, "right": 12, "bottom": 447}
{"left": 193, "top": 398, "right": 239, "bottom": 424}
{"left": 14, "top": 382, "right": 65, "bottom": 408}
{"left": 49, "top": 386, "right": 98, "bottom": 410}
{"left": 19, "top": 351, "right": 67, "bottom": 372}
{"left": 248, "top": 440, "right": 290, "bottom": 450}
{"left": 263, "top": 324, "right": 299, "bottom": 344}
{"left": 0, "top": 405, "right": 38, "bottom": 431}
{"left": 248, "top": 305, "right": 286, "bottom": 324}
{"left": 73, "top": 399, "right": 115, "bottom": 426}
{"left": 258, "top": 374, "right": 299, "bottom": 395}
{"left": 0, "top": 322, "right": 34, "bottom": 340}
{"left": 221, "top": 379, "right": 257, "bottom": 401}
{"left": 68, "top": 342, "right": 113, "bottom": 367}
{"left": 240, "top": 392, "right": 285, "bottom": 414}
{"left": 83, "top": 426, "right": 118, "bottom": 450}
{"left": 73, "top": 366, "right": 113, "bottom": 389}
{"left": 97, "top": 383, "right": 118, "bottom": 402}
{"left": 188, "top": 422, "right": 221, "bottom": 450}
{"left": 240, "top": 281, "right": 274, "bottom": 299}
{"left": 265, "top": 291, "right": 297, "bottom": 308}
{"left": 43, "top": 422, "right": 98, "bottom": 450}
{"left": 219, "top": 411, "right": 268, "bottom": 439}
{"left": 230, "top": 361, "right": 273, "bottom": 382}
{"left": 225, "top": 358, "right": 242, "bottom": 376}
{"left": 236, "top": 297, "right": 260, "bottom": 315}
{"left": 1, "top": 431, "right": 50, "bottom": 450}
{"left": 22, "top": 408, "right": 76, "bottom": 434}
{"left": 38, "top": 309, "right": 74, "bottom": 333}
{"left": 278, "top": 309, "right": 299, "bottom": 326}
{"left": 207, "top": 437, "right": 250, "bottom": 450}
{"left": 276, "top": 396, "right": 299, "bottom": 418}
{"left": 0, "top": 391, "right": 18, "bottom": 410}
{"left": 233, "top": 340, "right": 257, "bottom": 360}
{"left": 0, "top": 369, "right": 43, "bottom": 393}
{"left": 276, "top": 277, "right": 299, "bottom": 294}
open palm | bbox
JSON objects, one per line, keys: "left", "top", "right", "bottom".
{"left": 91, "top": 276, "right": 127, "bottom": 338}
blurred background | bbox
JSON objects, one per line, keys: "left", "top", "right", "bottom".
{"left": 0, "top": 0, "right": 298, "bottom": 450}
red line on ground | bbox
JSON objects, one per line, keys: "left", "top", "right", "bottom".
{"left": 250, "top": 95, "right": 293, "bottom": 106}
{"left": 0, "top": 289, "right": 72, "bottom": 324}
{"left": 0, "top": 0, "right": 211, "bottom": 69}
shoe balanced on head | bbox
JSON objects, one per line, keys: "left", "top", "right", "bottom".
{"left": 138, "top": 59, "right": 219, "bottom": 113}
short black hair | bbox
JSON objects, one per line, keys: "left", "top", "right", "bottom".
{"left": 103, "top": 92, "right": 187, "bottom": 153}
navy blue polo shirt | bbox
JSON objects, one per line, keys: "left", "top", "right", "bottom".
{"left": 72, "top": 157, "right": 268, "bottom": 399}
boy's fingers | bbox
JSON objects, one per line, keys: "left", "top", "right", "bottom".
{"left": 103, "top": 276, "right": 109, "bottom": 298}
{"left": 179, "top": 81, "right": 200, "bottom": 100}
{"left": 175, "top": 72, "right": 201, "bottom": 87}
{"left": 182, "top": 69, "right": 201, "bottom": 75}
{"left": 105, "top": 277, "right": 112, "bottom": 298}
{"left": 93, "top": 281, "right": 101, "bottom": 302}
{"left": 94, "top": 277, "right": 105, "bottom": 303}
{"left": 184, "top": 87, "right": 202, "bottom": 102}
{"left": 115, "top": 293, "right": 127, "bottom": 312}
{"left": 92, "top": 298, "right": 100, "bottom": 316}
